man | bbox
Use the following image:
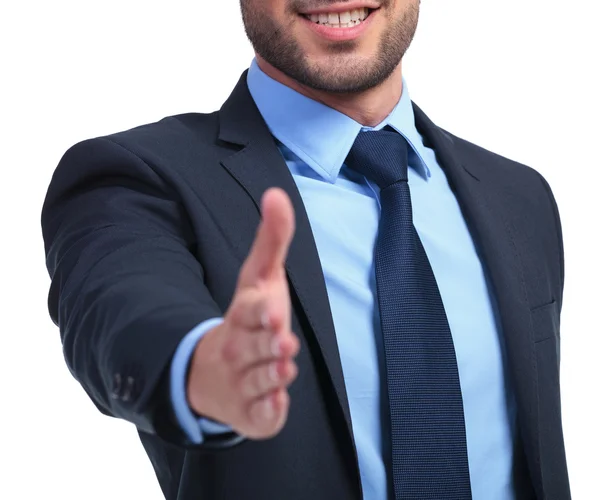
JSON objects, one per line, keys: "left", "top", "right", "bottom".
{"left": 41, "top": 0, "right": 570, "bottom": 499}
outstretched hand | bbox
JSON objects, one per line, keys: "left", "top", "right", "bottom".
{"left": 187, "top": 188, "right": 300, "bottom": 439}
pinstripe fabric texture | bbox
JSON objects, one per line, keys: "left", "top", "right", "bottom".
{"left": 346, "top": 129, "right": 472, "bottom": 499}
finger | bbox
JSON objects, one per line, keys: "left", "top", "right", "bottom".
{"left": 275, "top": 330, "right": 301, "bottom": 359}
{"left": 263, "top": 277, "right": 292, "bottom": 336}
{"left": 222, "top": 326, "right": 276, "bottom": 369}
{"left": 223, "top": 324, "right": 300, "bottom": 371}
{"left": 228, "top": 288, "right": 270, "bottom": 331}
{"left": 246, "top": 388, "right": 291, "bottom": 439}
{"left": 238, "top": 359, "right": 298, "bottom": 400}
{"left": 237, "top": 188, "right": 295, "bottom": 289}
{"left": 228, "top": 284, "right": 288, "bottom": 333}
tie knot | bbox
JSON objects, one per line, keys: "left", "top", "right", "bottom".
{"left": 345, "top": 129, "right": 409, "bottom": 190}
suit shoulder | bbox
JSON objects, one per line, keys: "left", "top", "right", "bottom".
{"left": 48, "top": 112, "right": 221, "bottom": 205}
{"left": 442, "top": 127, "right": 561, "bottom": 238}
{"left": 55, "top": 111, "right": 224, "bottom": 187}
{"left": 442, "top": 129, "right": 545, "bottom": 184}
{"left": 443, "top": 128, "right": 564, "bottom": 290}
{"left": 70, "top": 111, "right": 221, "bottom": 159}
{"left": 444, "top": 127, "right": 560, "bottom": 209}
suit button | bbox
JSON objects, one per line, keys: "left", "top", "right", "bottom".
{"left": 111, "top": 373, "right": 122, "bottom": 399}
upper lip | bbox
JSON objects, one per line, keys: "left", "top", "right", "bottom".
{"left": 299, "top": 2, "right": 381, "bottom": 15}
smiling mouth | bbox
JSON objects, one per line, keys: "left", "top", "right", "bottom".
{"left": 302, "top": 7, "right": 374, "bottom": 28}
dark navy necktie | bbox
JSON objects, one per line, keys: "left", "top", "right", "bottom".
{"left": 345, "top": 129, "right": 472, "bottom": 499}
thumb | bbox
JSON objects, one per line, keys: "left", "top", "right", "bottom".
{"left": 238, "top": 188, "right": 295, "bottom": 288}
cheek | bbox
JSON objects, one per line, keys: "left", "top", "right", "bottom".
{"left": 245, "top": 0, "right": 281, "bottom": 22}
{"left": 274, "top": 1, "right": 294, "bottom": 22}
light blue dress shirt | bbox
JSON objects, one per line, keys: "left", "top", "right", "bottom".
{"left": 170, "top": 60, "right": 519, "bottom": 499}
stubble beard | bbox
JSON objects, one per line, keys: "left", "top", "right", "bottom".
{"left": 240, "top": 0, "right": 420, "bottom": 94}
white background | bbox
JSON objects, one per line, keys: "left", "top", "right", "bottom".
{"left": 1, "top": 1, "right": 598, "bottom": 498}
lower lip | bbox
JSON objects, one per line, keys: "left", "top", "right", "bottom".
{"left": 299, "top": 10, "right": 377, "bottom": 42}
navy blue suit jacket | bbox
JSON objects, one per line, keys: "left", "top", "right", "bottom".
{"left": 42, "top": 72, "right": 570, "bottom": 500}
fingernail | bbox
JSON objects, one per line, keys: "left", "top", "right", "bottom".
{"left": 269, "top": 362, "right": 279, "bottom": 382}
{"left": 270, "top": 337, "right": 281, "bottom": 357}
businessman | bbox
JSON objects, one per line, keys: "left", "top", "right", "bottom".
{"left": 42, "top": 1, "right": 570, "bottom": 499}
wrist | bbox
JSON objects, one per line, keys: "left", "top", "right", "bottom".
{"left": 186, "top": 322, "right": 226, "bottom": 420}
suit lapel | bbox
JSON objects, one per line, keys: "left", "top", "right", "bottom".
{"left": 412, "top": 104, "right": 544, "bottom": 498}
{"left": 218, "top": 72, "right": 357, "bottom": 459}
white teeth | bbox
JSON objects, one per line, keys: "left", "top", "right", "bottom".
{"left": 307, "top": 8, "right": 370, "bottom": 27}
{"left": 328, "top": 13, "right": 340, "bottom": 24}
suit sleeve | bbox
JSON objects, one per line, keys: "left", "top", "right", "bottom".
{"left": 42, "top": 136, "right": 236, "bottom": 448}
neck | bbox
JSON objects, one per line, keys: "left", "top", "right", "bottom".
{"left": 255, "top": 55, "right": 403, "bottom": 127}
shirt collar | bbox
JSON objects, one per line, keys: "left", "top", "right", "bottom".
{"left": 246, "top": 59, "right": 430, "bottom": 183}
